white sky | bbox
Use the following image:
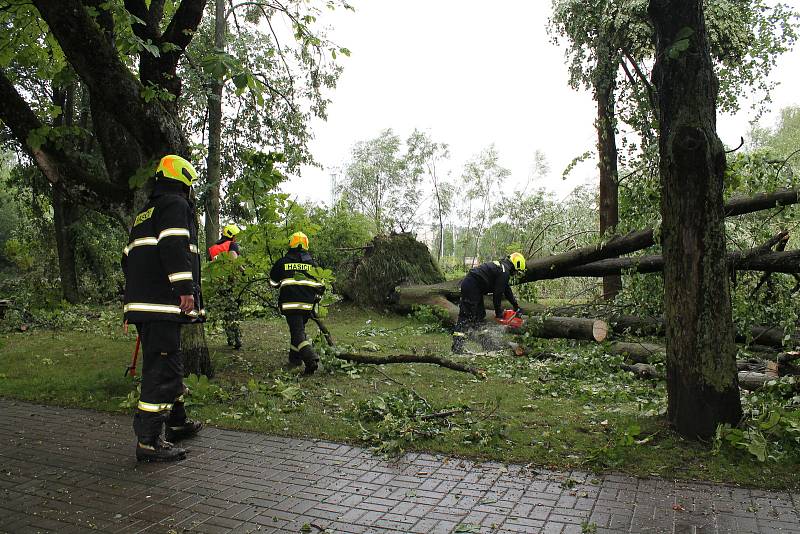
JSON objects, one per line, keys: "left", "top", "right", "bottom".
{"left": 283, "top": 0, "right": 800, "bottom": 206}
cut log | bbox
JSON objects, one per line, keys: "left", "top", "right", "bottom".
{"left": 608, "top": 341, "right": 665, "bottom": 363}
{"left": 508, "top": 317, "right": 608, "bottom": 342}
{"left": 605, "top": 314, "right": 798, "bottom": 349}
{"left": 738, "top": 371, "right": 771, "bottom": 391}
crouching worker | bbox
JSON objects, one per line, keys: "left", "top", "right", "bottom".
{"left": 269, "top": 232, "right": 326, "bottom": 375}
{"left": 451, "top": 252, "right": 526, "bottom": 353}
{"left": 122, "top": 155, "right": 204, "bottom": 462}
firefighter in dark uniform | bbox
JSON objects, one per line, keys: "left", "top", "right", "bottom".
{"left": 451, "top": 252, "right": 526, "bottom": 353}
{"left": 269, "top": 232, "right": 325, "bottom": 375}
{"left": 122, "top": 154, "right": 204, "bottom": 462}
{"left": 208, "top": 224, "right": 243, "bottom": 349}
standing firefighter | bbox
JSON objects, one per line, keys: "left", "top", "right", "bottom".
{"left": 451, "top": 252, "right": 526, "bottom": 353}
{"left": 209, "top": 224, "right": 243, "bottom": 350}
{"left": 122, "top": 155, "right": 204, "bottom": 462}
{"left": 269, "top": 232, "right": 325, "bottom": 375}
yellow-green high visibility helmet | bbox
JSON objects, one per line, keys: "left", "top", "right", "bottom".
{"left": 156, "top": 155, "right": 198, "bottom": 187}
{"left": 223, "top": 224, "right": 240, "bottom": 239}
{"left": 289, "top": 231, "right": 309, "bottom": 250}
{"left": 509, "top": 252, "right": 526, "bottom": 272}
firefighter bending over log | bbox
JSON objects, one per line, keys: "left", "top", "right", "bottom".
{"left": 451, "top": 252, "right": 526, "bottom": 353}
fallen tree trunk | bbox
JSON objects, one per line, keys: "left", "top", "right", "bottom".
{"left": 391, "top": 188, "right": 800, "bottom": 313}
{"left": 507, "top": 317, "right": 609, "bottom": 342}
{"left": 605, "top": 314, "right": 798, "bottom": 348}
{"left": 608, "top": 341, "right": 665, "bottom": 363}
{"left": 737, "top": 371, "right": 771, "bottom": 391}
{"left": 563, "top": 249, "right": 800, "bottom": 277}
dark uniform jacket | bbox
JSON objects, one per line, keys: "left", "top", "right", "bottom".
{"left": 122, "top": 180, "right": 204, "bottom": 324}
{"left": 268, "top": 248, "right": 325, "bottom": 314}
{"left": 466, "top": 258, "right": 519, "bottom": 317}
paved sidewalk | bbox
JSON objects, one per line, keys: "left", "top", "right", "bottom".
{"left": 0, "top": 400, "right": 797, "bottom": 534}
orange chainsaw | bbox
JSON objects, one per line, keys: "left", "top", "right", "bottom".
{"left": 494, "top": 309, "right": 524, "bottom": 328}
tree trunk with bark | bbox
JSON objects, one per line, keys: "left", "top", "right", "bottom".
{"left": 650, "top": 0, "right": 742, "bottom": 438}
{"left": 507, "top": 317, "right": 609, "bottom": 342}
{"left": 204, "top": 0, "right": 225, "bottom": 252}
{"left": 51, "top": 82, "right": 80, "bottom": 303}
{"left": 595, "top": 50, "right": 622, "bottom": 300}
{"left": 22, "top": 0, "right": 213, "bottom": 376}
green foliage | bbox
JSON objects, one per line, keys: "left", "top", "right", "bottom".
{"left": 307, "top": 200, "right": 374, "bottom": 271}
{"left": 184, "top": 373, "right": 230, "bottom": 407}
{"left": 349, "top": 389, "right": 456, "bottom": 456}
{"left": 714, "top": 376, "right": 800, "bottom": 462}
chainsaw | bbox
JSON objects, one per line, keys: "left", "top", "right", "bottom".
{"left": 494, "top": 309, "right": 524, "bottom": 328}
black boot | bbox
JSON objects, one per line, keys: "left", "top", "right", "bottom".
{"left": 300, "top": 346, "right": 320, "bottom": 376}
{"left": 136, "top": 438, "right": 187, "bottom": 462}
{"left": 288, "top": 350, "right": 303, "bottom": 369}
{"left": 165, "top": 419, "right": 203, "bottom": 442}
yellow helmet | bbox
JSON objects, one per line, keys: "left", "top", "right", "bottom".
{"left": 509, "top": 252, "right": 526, "bottom": 272}
{"left": 156, "top": 155, "right": 198, "bottom": 187}
{"left": 289, "top": 231, "right": 309, "bottom": 250}
{"left": 223, "top": 224, "right": 240, "bottom": 239}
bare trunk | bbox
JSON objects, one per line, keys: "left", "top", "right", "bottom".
{"left": 51, "top": 83, "right": 80, "bottom": 304}
{"left": 204, "top": 0, "right": 226, "bottom": 251}
{"left": 596, "top": 54, "right": 622, "bottom": 300}
{"left": 650, "top": 0, "right": 742, "bottom": 438}
{"left": 52, "top": 186, "right": 80, "bottom": 304}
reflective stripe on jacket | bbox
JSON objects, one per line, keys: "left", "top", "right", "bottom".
{"left": 121, "top": 180, "right": 205, "bottom": 324}
{"left": 268, "top": 248, "right": 325, "bottom": 314}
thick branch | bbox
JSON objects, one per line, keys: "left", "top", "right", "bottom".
{"left": 724, "top": 188, "right": 800, "bottom": 216}
{"left": 0, "top": 68, "right": 129, "bottom": 212}
{"left": 32, "top": 0, "right": 187, "bottom": 155}
{"left": 563, "top": 249, "right": 800, "bottom": 277}
{"left": 334, "top": 351, "right": 483, "bottom": 377}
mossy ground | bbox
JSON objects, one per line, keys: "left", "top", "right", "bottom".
{"left": 0, "top": 303, "right": 797, "bottom": 490}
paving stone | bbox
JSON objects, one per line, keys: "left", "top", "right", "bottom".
{"left": 1, "top": 399, "right": 797, "bottom": 534}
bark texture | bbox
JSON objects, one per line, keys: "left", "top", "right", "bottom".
{"left": 204, "top": 0, "right": 225, "bottom": 251}
{"left": 595, "top": 48, "right": 622, "bottom": 300}
{"left": 650, "top": 0, "right": 742, "bottom": 438}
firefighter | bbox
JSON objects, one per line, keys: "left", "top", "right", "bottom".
{"left": 451, "top": 252, "right": 526, "bottom": 353}
{"left": 122, "top": 154, "right": 204, "bottom": 462}
{"left": 209, "top": 224, "right": 243, "bottom": 349}
{"left": 268, "top": 232, "right": 325, "bottom": 375}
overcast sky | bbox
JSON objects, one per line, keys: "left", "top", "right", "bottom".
{"left": 282, "top": 0, "right": 800, "bottom": 205}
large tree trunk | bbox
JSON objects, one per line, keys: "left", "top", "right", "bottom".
{"left": 596, "top": 53, "right": 622, "bottom": 300}
{"left": 650, "top": 0, "right": 742, "bottom": 438}
{"left": 51, "top": 82, "right": 80, "bottom": 304}
{"left": 204, "top": 0, "right": 225, "bottom": 251}
{"left": 52, "top": 186, "right": 80, "bottom": 304}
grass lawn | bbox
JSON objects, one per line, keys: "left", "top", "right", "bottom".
{"left": 0, "top": 303, "right": 797, "bottom": 490}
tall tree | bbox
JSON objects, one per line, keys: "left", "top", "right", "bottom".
{"left": 650, "top": 0, "right": 742, "bottom": 438}
{"left": 550, "top": 0, "right": 798, "bottom": 299}
{"left": 204, "top": 0, "right": 226, "bottom": 252}
{"left": 406, "top": 130, "right": 450, "bottom": 260}
{"left": 342, "top": 129, "right": 426, "bottom": 234}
